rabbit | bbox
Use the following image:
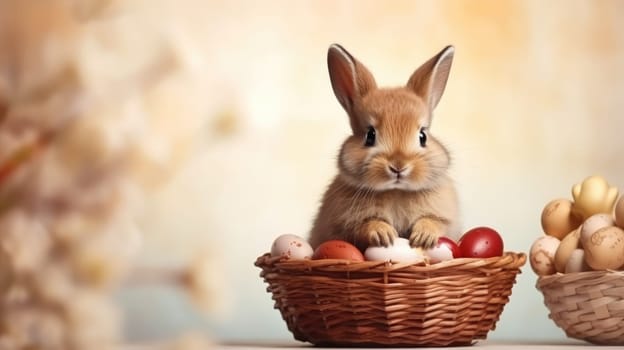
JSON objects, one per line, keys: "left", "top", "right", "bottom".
{"left": 308, "top": 44, "right": 460, "bottom": 252}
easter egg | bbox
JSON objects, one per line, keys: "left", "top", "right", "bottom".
{"left": 554, "top": 228, "right": 581, "bottom": 273}
{"left": 424, "top": 236, "right": 461, "bottom": 263}
{"left": 584, "top": 226, "right": 624, "bottom": 270}
{"left": 564, "top": 249, "right": 590, "bottom": 273}
{"left": 529, "top": 235, "right": 560, "bottom": 276}
{"left": 615, "top": 196, "right": 624, "bottom": 229}
{"left": 271, "top": 234, "right": 313, "bottom": 259}
{"left": 579, "top": 213, "right": 614, "bottom": 246}
{"left": 571, "top": 175, "right": 619, "bottom": 220}
{"left": 364, "top": 237, "right": 425, "bottom": 263}
{"left": 312, "top": 240, "right": 364, "bottom": 261}
{"left": 540, "top": 199, "right": 582, "bottom": 239}
{"left": 458, "top": 227, "right": 504, "bottom": 258}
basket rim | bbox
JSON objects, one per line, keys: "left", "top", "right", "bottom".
{"left": 536, "top": 269, "right": 624, "bottom": 289}
{"left": 255, "top": 251, "right": 526, "bottom": 273}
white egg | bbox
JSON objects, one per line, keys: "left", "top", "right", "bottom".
{"left": 564, "top": 249, "right": 590, "bottom": 273}
{"left": 425, "top": 245, "right": 453, "bottom": 263}
{"left": 270, "top": 234, "right": 313, "bottom": 259}
{"left": 364, "top": 238, "right": 424, "bottom": 263}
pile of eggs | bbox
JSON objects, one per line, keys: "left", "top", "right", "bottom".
{"left": 530, "top": 175, "right": 624, "bottom": 276}
{"left": 270, "top": 226, "right": 505, "bottom": 264}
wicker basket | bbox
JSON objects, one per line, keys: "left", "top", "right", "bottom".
{"left": 255, "top": 252, "right": 526, "bottom": 347}
{"left": 536, "top": 270, "right": 624, "bottom": 345}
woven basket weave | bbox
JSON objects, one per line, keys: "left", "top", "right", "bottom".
{"left": 536, "top": 270, "right": 624, "bottom": 345}
{"left": 255, "top": 252, "right": 526, "bottom": 346}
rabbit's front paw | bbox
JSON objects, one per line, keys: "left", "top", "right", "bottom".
{"left": 360, "top": 219, "right": 398, "bottom": 247}
{"left": 409, "top": 218, "right": 445, "bottom": 249}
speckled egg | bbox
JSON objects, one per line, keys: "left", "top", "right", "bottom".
{"left": 529, "top": 235, "right": 560, "bottom": 276}
{"left": 580, "top": 213, "right": 614, "bottom": 245}
{"left": 271, "top": 234, "right": 313, "bottom": 259}
{"left": 584, "top": 226, "right": 624, "bottom": 270}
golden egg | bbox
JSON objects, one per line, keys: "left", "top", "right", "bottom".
{"left": 571, "top": 175, "right": 619, "bottom": 220}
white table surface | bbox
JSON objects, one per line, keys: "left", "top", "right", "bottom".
{"left": 124, "top": 339, "right": 617, "bottom": 349}
{"left": 219, "top": 340, "right": 610, "bottom": 349}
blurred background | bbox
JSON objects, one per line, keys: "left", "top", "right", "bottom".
{"left": 123, "top": 0, "right": 624, "bottom": 344}
{"left": 2, "top": 0, "right": 624, "bottom": 347}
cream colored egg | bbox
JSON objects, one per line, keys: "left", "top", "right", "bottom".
{"left": 271, "top": 234, "right": 313, "bottom": 259}
{"left": 615, "top": 196, "right": 624, "bottom": 229}
{"left": 564, "top": 249, "right": 591, "bottom": 273}
{"left": 580, "top": 213, "right": 614, "bottom": 246}
{"left": 541, "top": 199, "right": 582, "bottom": 239}
{"left": 529, "top": 236, "right": 560, "bottom": 276}
{"left": 364, "top": 238, "right": 425, "bottom": 263}
{"left": 584, "top": 226, "right": 624, "bottom": 270}
{"left": 554, "top": 228, "right": 581, "bottom": 273}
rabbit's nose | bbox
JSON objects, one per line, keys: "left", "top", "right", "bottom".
{"left": 389, "top": 165, "right": 407, "bottom": 175}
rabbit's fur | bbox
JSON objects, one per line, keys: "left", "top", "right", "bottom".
{"left": 309, "top": 44, "right": 460, "bottom": 251}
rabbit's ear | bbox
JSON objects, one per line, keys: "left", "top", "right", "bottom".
{"left": 406, "top": 46, "right": 454, "bottom": 113}
{"left": 327, "top": 44, "right": 376, "bottom": 132}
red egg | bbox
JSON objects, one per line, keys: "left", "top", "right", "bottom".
{"left": 312, "top": 240, "right": 364, "bottom": 261}
{"left": 459, "top": 227, "right": 504, "bottom": 258}
{"left": 425, "top": 236, "right": 461, "bottom": 263}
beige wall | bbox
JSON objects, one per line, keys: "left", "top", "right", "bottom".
{"left": 120, "top": 0, "right": 624, "bottom": 343}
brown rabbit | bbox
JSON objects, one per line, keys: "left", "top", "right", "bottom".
{"left": 308, "top": 44, "right": 460, "bottom": 251}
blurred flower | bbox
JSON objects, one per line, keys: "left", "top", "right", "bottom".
{"left": 181, "top": 252, "right": 223, "bottom": 313}
{"left": 124, "top": 249, "right": 222, "bottom": 314}
{"left": 0, "top": 0, "right": 214, "bottom": 348}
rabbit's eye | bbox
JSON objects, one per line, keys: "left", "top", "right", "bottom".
{"left": 419, "top": 128, "right": 427, "bottom": 147}
{"left": 364, "top": 126, "right": 376, "bottom": 147}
